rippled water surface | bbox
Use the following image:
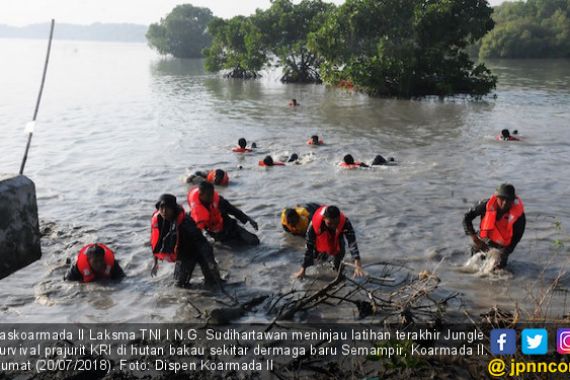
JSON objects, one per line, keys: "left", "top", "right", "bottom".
{"left": 1, "top": 40, "right": 569, "bottom": 322}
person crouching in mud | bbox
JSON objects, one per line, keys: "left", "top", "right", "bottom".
{"left": 188, "top": 181, "right": 260, "bottom": 246}
{"left": 65, "top": 243, "right": 125, "bottom": 282}
{"left": 463, "top": 184, "right": 526, "bottom": 270}
{"left": 151, "top": 194, "right": 222, "bottom": 288}
{"left": 294, "top": 205, "right": 365, "bottom": 279}
{"left": 281, "top": 203, "right": 322, "bottom": 236}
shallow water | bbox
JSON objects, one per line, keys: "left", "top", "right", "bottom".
{"left": 0, "top": 40, "right": 569, "bottom": 322}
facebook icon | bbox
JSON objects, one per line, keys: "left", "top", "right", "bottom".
{"left": 491, "top": 329, "right": 517, "bottom": 355}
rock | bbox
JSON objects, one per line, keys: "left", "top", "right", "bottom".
{"left": 0, "top": 175, "right": 41, "bottom": 279}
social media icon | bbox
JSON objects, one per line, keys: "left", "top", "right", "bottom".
{"left": 557, "top": 329, "right": 570, "bottom": 354}
{"left": 490, "top": 329, "right": 516, "bottom": 355}
{"left": 522, "top": 329, "right": 548, "bottom": 355}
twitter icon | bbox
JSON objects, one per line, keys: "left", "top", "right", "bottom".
{"left": 522, "top": 329, "right": 548, "bottom": 355}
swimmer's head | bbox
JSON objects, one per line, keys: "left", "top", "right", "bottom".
{"left": 214, "top": 169, "right": 226, "bottom": 185}
{"left": 86, "top": 244, "right": 107, "bottom": 274}
{"left": 285, "top": 208, "right": 300, "bottom": 226}
{"left": 263, "top": 156, "right": 274, "bottom": 166}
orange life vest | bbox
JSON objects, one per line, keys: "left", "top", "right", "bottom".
{"left": 187, "top": 188, "right": 224, "bottom": 233}
{"left": 76, "top": 244, "right": 115, "bottom": 283}
{"left": 480, "top": 194, "right": 524, "bottom": 247}
{"left": 150, "top": 208, "right": 186, "bottom": 262}
{"left": 232, "top": 147, "right": 252, "bottom": 153}
{"left": 496, "top": 135, "right": 520, "bottom": 141}
{"left": 312, "top": 206, "right": 347, "bottom": 256}
{"left": 340, "top": 162, "right": 362, "bottom": 169}
{"left": 258, "top": 161, "right": 285, "bottom": 167}
{"left": 206, "top": 170, "right": 229, "bottom": 186}
{"left": 307, "top": 139, "right": 324, "bottom": 145}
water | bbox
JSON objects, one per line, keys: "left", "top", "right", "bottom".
{"left": 1, "top": 39, "right": 569, "bottom": 322}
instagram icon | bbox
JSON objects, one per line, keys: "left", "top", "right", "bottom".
{"left": 557, "top": 329, "right": 570, "bottom": 354}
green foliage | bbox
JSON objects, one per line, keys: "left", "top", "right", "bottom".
{"left": 204, "top": 0, "right": 334, "bottom": 82}
{"left": 254, "top": 0, "right": 336, "bottom": 83}
{"left": 310, "top": 0, "right": 497, "bottom": 97}
{"left": 552, "top": 219, "right": 567, "bottom": 249}
{"left": 200, "top": 0, "right": 498, "bottom": 95}
{"left": 146, "top": 4, "right": 214, "bottom": 58}
{"left": 203, "top": 16, "right": 266, "bottom": 78}
{"left": 479, "top": 0, "right": 570, "bottom": 59}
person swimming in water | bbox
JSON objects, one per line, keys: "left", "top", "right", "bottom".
{"left": 232, "top": 138, "right": 254, "bottom": 153}
{"left": 497, "top": 129, "right": 520, "bottom": 141}
{"left": 288, "top": 99, "right": 299, "bottom": 107}
{"left": 186, "top": 169, "right": 229, "bottom": 186}
{"left": 259, "top": 155, "right": 286, "bottom": 167}
{"left": 339, "top": 154, "right": 369, "bottom": 169}
{"left": 259, "top": 153, "right": 301, "bottom": 166}
{"left": 307, "top": 135, "right": 324, "bottom": 145}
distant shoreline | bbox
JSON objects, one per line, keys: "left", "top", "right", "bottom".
{"left": 0, "top": 23, "right": 147, "bottom": 43}
{"left": 0, "top": 36, "right": 147, "bottom": 44}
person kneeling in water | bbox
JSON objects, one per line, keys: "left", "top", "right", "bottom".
{"left": 339, "top": 154, "right": 369, "bottom": 169}
{"left": 294, "top": 205, "right": 364, "bottom": 279}
{"left": 65, "top": 243, "right": 125, "bottom": 282}
{"left": 186, "top": 169, "right": 229, "bottom": 186}
{"left": 188, "top": 182, "right": 260, "bottom": 246}
{"left": 463, "top": 184, "right": 526, "bottom": 270}
{"left": 281, "top": 203, "right": 321, "bottom": 236}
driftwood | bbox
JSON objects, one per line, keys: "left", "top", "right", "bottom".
{"left": 207, "top": 295, "right": 269, "bottom": 325}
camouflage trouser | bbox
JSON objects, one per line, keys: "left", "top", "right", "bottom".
{"left": 174, "top": 239, "right": 221, "bottom": 288}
